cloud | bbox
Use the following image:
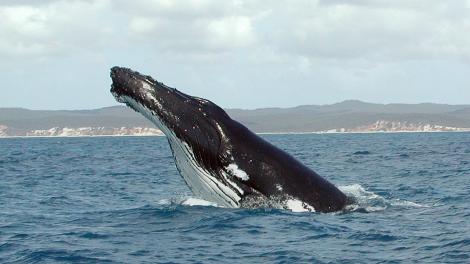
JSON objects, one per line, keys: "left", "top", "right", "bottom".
{"left": 0, "top": 0, "right": 113, "bottom": 58}
{"left": 115, "top": 0, "right": 257, "bottom": 54}
{"left": 263, "top": 0, "right": 470, "bottom": 63}
{"left": 112, "top": 0, "right": 239, "bottom": 19}
{"left": 0, "top": 0, "right": 62, "bottom": 6}
{"left": 1, "top": 0, "right": 470, "bottom": 63}
{"left": 1, "top": 1, "right": 470, "bottom": 110}
{"left": 125, "top": 14, "right": 256, "bottom": 54}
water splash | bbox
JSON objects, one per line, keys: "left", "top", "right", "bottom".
{"left": 339, "top": 184, "right": 427, "bottom": 213}
{"left": 181, "top": 197, "right": 219, "bottom": 207}
{"left": 156, "top": 184, "right": 427, "bottom": 213}
{"left": 155, "top": 197, "right": 221, "bottom": 208}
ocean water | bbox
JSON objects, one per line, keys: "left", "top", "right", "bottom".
{"left": 1, "top": 133, "right": 469, "bottom": 263}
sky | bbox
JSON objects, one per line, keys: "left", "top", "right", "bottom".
{"left": 1, "top": 0, "right": 470, "bottom": 110}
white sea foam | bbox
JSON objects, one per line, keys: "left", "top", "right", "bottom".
{"left": 339, "top": 184, "right": 428, "bottom": 212}
{"left": 155, "top": 197, "right": 221, "bottom": 207}
{"left": 390, "top": 199, "right": 428, "bottom": 208}
{"left": 182, "top": 197, "right": 219, "bottom": 207}
{"left": 160, "top": 184, "right": 427, "bottom": 213}
{"left": 156, "top": 198, "right": 171, "bottom": 205}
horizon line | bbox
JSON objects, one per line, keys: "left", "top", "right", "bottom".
{"left": 1, "top": 99, "right": 469, "bottom": 111}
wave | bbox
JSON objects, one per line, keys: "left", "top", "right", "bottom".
{"left": 339, "top": 184, "right": 428, "bottom": 213}
{"left": 181, "top": 197, "right": 219, "bottom": 207}
{"left": 153, "top": 197, "right": 221, "bottom": 208}
{"left": 150, "top": 184, "right": 427, "bottom": 214}
{"left": 352, "top": 150, "right": 371, "bottom": 155}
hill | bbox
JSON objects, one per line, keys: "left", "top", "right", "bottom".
{"left": 1, "top": 100, "right": 469, "bottom": 136}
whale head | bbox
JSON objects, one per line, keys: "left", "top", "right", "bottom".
{"left": 111, "top": 66, "right": 229, "bottom": 151}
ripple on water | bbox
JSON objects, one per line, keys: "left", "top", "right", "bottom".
{"left": 1, "top": 134, "right": 469, "bottom": 263}
{"left": 352, "top": 150, "right": 371, "bottom": 155}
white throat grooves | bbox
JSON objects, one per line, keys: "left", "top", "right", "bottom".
{"left": 120, "top": 96, "right": 242, "bottom": 208}
{"left": 169, "top": 140, "right": 242, "bottom": 207}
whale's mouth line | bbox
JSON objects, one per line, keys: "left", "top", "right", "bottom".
{"left": 110, "top": 85, "right": 125, "bottom": 103}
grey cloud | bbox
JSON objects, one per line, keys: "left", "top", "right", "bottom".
{"left": 1, "top": 0, "right": 470, "bottom": 62}
{"left": 0, "top": 0, "right": 115, "bottom": 58}
{"left": 109, "top": 0, "right": 258, "bottom": 54}
{"left": 260, "top": 1, "right": 470, "bottom": 62}
{"left": 111, "top": 0, "right": 243, "bottom": 20}
{"left": 0, "top": 0, "right": 58, "bottom": 6}
{"left": 0, "top": 0, "right": 93, "bottom": 6}
{"left": 1, "top": 0, "right": 469, "bottom": 110}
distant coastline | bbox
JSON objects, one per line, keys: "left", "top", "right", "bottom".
{"left": 1, "top": 126, "right": 469, "bottom": 138}
{"left": 2, "top": 100, "right": 469, "bottom": 137}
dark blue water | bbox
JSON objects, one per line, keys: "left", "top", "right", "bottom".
{"left": 1, "top": 133, "right": 469, "bottom": 263}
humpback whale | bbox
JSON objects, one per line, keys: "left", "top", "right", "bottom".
{"left": 110, "top": 67, "right": 347, "bottom": 212}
